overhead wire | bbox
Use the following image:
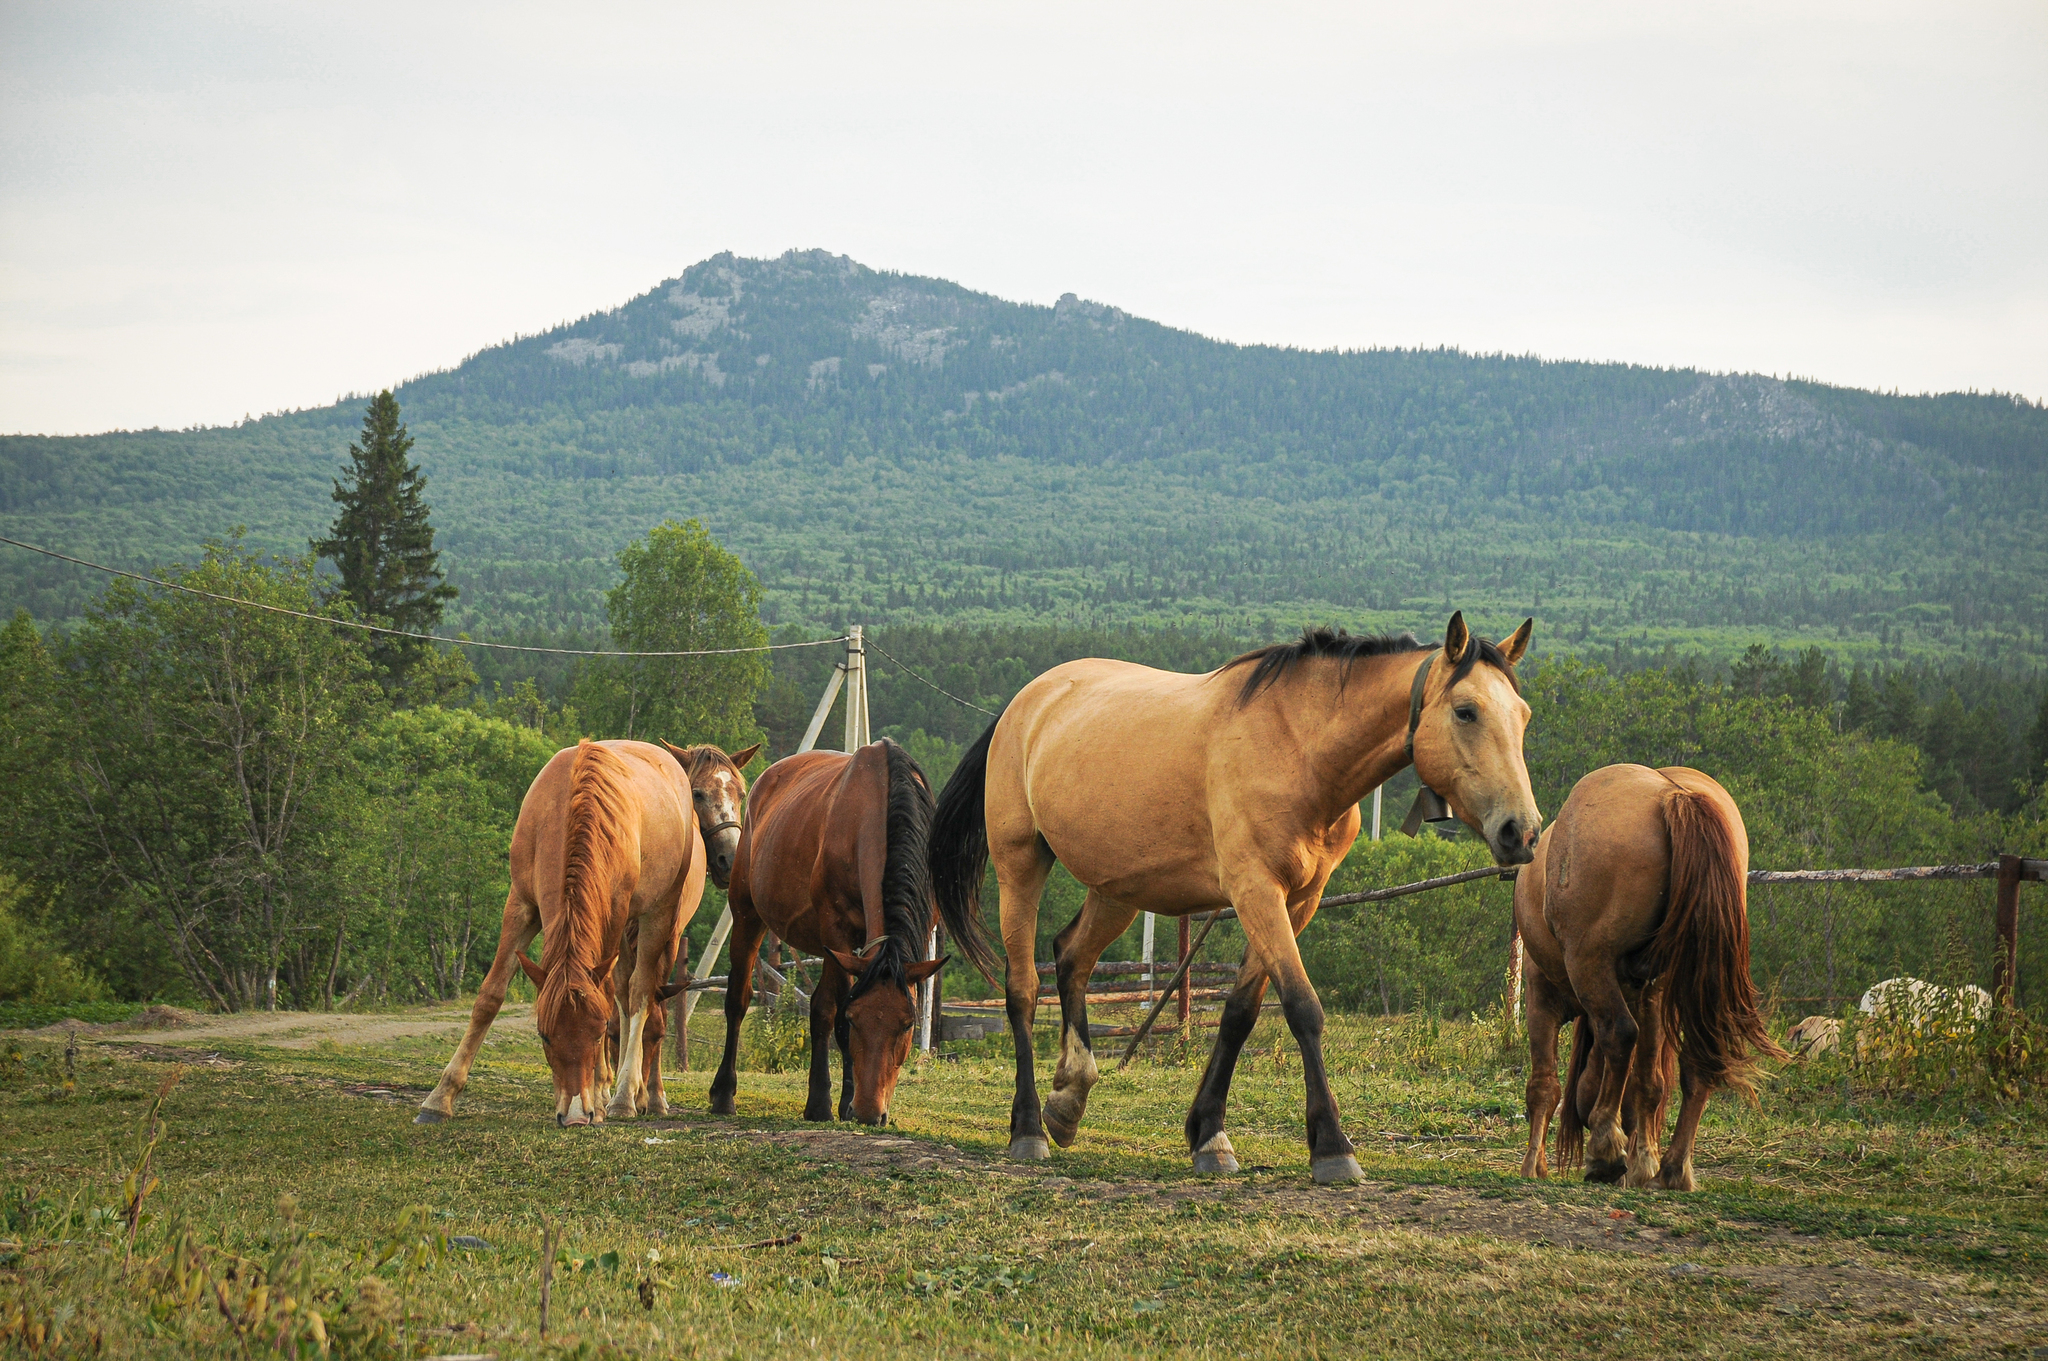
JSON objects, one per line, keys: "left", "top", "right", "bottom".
{"left": 0, "top": 533, "right": 849, "bottom": 658}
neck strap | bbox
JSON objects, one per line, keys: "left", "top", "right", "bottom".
{"left": 1404, "top": 646, "right": 1443, "bottom": 765}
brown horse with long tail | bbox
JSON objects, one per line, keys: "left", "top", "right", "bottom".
{"left": 414, "top": 738, "right": 756, "bottom": 1127}
{"left": 1515, "top": 764, "right": 1785, "bottom": 1189}
{"left": 712, "top": 738, "right": 943, "bottom": 1127}
{"left": 931, "top": 613, "right": 1540, "bottom": 1183}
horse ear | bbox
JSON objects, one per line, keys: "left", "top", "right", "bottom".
{"left": 1499, "top": 618, "right": 1533, "bottom": 665}
{"left": 655, "top": 978, "right": 691, "bottom": 1002}
{"left": 729, "top": 742, "right": 762, "bottom": 770}
{"left": 829, "top": 949, "right": 867, "bottom": 976}
{"left": 518, "top": 953, "right": 546, "bottom": 988}
{"left": 588, "top": 960, "right": 611, "bottom": 986}
{"left": 1443, "top": 611, "right": 1470, "bottom": 664}
{"left": 659, "top": 740, "right": 692, "bottom": 763}
{"left": 904, "top": 956, "right": 948, "bottom": 984}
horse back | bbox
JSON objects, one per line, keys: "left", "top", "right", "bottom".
{"left": 734, "top": 748, "right": 892, "bottom": 955}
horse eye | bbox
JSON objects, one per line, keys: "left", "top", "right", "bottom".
{"left": 1454, "top": 705, "right": 1478, "bottom": 723}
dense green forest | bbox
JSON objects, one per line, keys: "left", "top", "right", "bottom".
{"left": 4, "top": 250, "right": 2045, "bottom": 673}
{"left": 3, "top": 542, "right": 2045, "bottom": 1023}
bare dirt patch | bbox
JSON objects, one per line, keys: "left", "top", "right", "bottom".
{"left": 113, "top": 1043, "right": 239, "bottom": 1068}
{"left": 636, "top": 1120, "right": 2043, "bottom": 1341}
{"left": 100, "top": 1002, "right": 504, "bottom": 1051}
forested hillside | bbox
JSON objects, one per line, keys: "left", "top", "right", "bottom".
{"left": 4, "top": 249, "right": 2045, "bottom": 669}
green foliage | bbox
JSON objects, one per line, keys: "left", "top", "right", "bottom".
{"left": 573, "top": 518, "right": 769, "bottom": 748}
{"left": 0, "top": 551, "right": 564, "bottom": 1010}
{"left": 312, "top": 391, "right": 458, "bottom": 689}
{"left": 0, "top": 876, "right": 104, "bottom": 1005}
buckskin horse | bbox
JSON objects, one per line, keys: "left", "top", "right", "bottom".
{"left": 711, "top": 737, "right": 943, "bottom": 1127}
{"left": 413, "top": 738, "right": 757, "bottom": 1127}
{"left": 931, "top": 613, "right": 1539, "bottom": 1183}
{"left": 1515, "top": 764, "right": 1784, "bottom": 1190}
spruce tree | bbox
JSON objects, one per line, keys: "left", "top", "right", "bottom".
{"left": 314, "top": 391, "right": 456, "bottom": 686}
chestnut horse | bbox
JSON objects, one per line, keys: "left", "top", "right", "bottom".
{"left": 414, "top": 738, "right": 755, "bottom": 1127}
{"left": 712, "top": 738, "right": 943, "bottom": 1127}
{"left": 602, "top": 741, "right": 759, "bottom": 1113}
{"left": 932, "top": 613, "right": 1540, "bottom": 1183}
{"left": 1515, "top": 765, "right": 1784, "bottom": 1189}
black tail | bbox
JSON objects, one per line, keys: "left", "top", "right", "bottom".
{"left": 929, "top": 712, "right": 1004, "bottom": 982}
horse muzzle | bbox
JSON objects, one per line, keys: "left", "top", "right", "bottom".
{"left": 1487, "top": 814, "right": 1539, "bottom": 866}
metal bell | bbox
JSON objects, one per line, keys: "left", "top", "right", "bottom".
{"left": 1398, "top": 786, "right": 1458, "bottom": 837}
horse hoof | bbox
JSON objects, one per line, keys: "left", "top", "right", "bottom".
{"left": 1192, "top": 1134, "right": 1239, "bottom": 1175}
{"left": 1008, "top": 1136, "right": 1051, "bottom": 1162}
{"left": 562, "top": 1115, "right": 591, "bottom": 1128}
{"left": 413, "top": 1108, "right": 449, "bottom": 1125}
{"left": 1311, "top": 1154, "right": 1364, "bottom": 1185}
{"left": 1584, "top": 1158, "right": 1626, "bottom": 1184}
{"left": 605, "top": 1104, "right": 635, "bottom": 1122}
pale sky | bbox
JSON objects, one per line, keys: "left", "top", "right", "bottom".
{"left": 3, "top": 1, "right": 2044, "bottom": 436}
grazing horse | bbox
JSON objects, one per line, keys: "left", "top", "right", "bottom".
{"left": 931, "top": 613, "right": 1539, "bottom": 1183}
{"left": 712, "top": 738, "right": 943, "bottom": 1127}
{"left": 602, "top": 741, "right": 759, "bottom": 1113}
{"left": 1516, "top": 764, "right": 1785, "bottom": 1190}
{"left": 414, "top": 738, "right": 755, "bottom": 1127}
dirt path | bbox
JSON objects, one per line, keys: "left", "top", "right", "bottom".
{"left": 24, "top": 1002, "right": 509, "bottom": 1050}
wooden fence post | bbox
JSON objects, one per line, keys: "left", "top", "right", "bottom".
{"left": 1994, "top": 853, "right": 2022, "bottom": 1009}
{"left": 1177, "top": 913, "right": 1191, "bottom": 1032}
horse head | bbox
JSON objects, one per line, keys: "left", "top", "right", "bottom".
{"left": 522, "top": 952, "right": 616, "bottom": 1126}
{"left": 828, "top": 943, "right": 947, "bottom": 1126}
{"left": 663, "top": 740, "right": 760, "bottom": 889}
{"left": 1408, "top": 612, "right": 1541, "bottom": 866}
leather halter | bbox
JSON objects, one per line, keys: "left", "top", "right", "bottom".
{"left": 702, "top": 819, "right": 742, "bottom": 839}
{"left": 1403, "top": 645, "right": 1443, "bottom": 765}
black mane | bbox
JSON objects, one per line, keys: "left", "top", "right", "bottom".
{"left": 847, "top": 738, "right": 938, "bottom": 1000}
{"left": 1225, "top": 627, "right": 1429, "bottom": 707}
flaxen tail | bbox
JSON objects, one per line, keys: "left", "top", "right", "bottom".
{"left": 1644, "top": 786, "right": 1786, "bottom": 1099}
{"left": 537, "top": 740, "right": 632, "bottom": 1036}
{"left": 928, "top": 712, "right": 1004, "bottom": 982}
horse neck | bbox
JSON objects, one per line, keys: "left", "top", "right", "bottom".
{"left": 1284, "top": 655, "right": 1427, "bottom": 820}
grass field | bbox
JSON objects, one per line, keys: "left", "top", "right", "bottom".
{"left": 2, "top": 1000, "right": 2043, "bottom": 1359}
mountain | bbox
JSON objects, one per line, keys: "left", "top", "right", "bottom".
{"left": 3, "top": 249, "right": 2045, "bottom": 666}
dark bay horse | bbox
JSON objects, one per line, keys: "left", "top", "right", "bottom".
{"left": 414, "top": 738, "right": 753, "bottom": 1127}
{"left": 1515, "top": 764, "right": 1785, "bottom": 1189}
{"left": 712, "top": 738, "right": 942, "bottom": 1127}
{"left": 931, "top": 614, "right": 1539, "bottom": 1183}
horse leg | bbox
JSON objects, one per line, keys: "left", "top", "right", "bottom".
{"left": 1521, "top": 966, "right": 1572, "bottom": 1179}
{"left": 1041, "top": 890, "right": 1139, "bottom": 1149}
{"left": 605, "top": 922, "right": 665, "bottom": 1120}
{"left": 1184, "top": 958, "right": 1268, "bottom": 1174}
{"left": 805, "top": 959, "right": 847, "bottom": 1122}
{"left": 1230, "top": 879, "right": 1359, "bottom": 1183}
{"left": 836, "top": 1003, "right": 855, "bottom": 1121}
{"left": 1654, "top": 1054, "right": 1711, "bottom": 1191}
{"left": 417, "top": 887, "right": 538, "bottom": 1124}
{"left": 1564, "top": 958, "right": 1639, "bottom": 1184}
{"left": 641, "top": 998, "right": 667, "bottom": 1116}
{"left": 708, "top": 905, "right": 766, "bottom": 1118}
{"left": 1620, "top": 980, "right": 1667, "bottom": 1188}
{"left": 995, "top": 842, "right": 1056, "bottom": 1161}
